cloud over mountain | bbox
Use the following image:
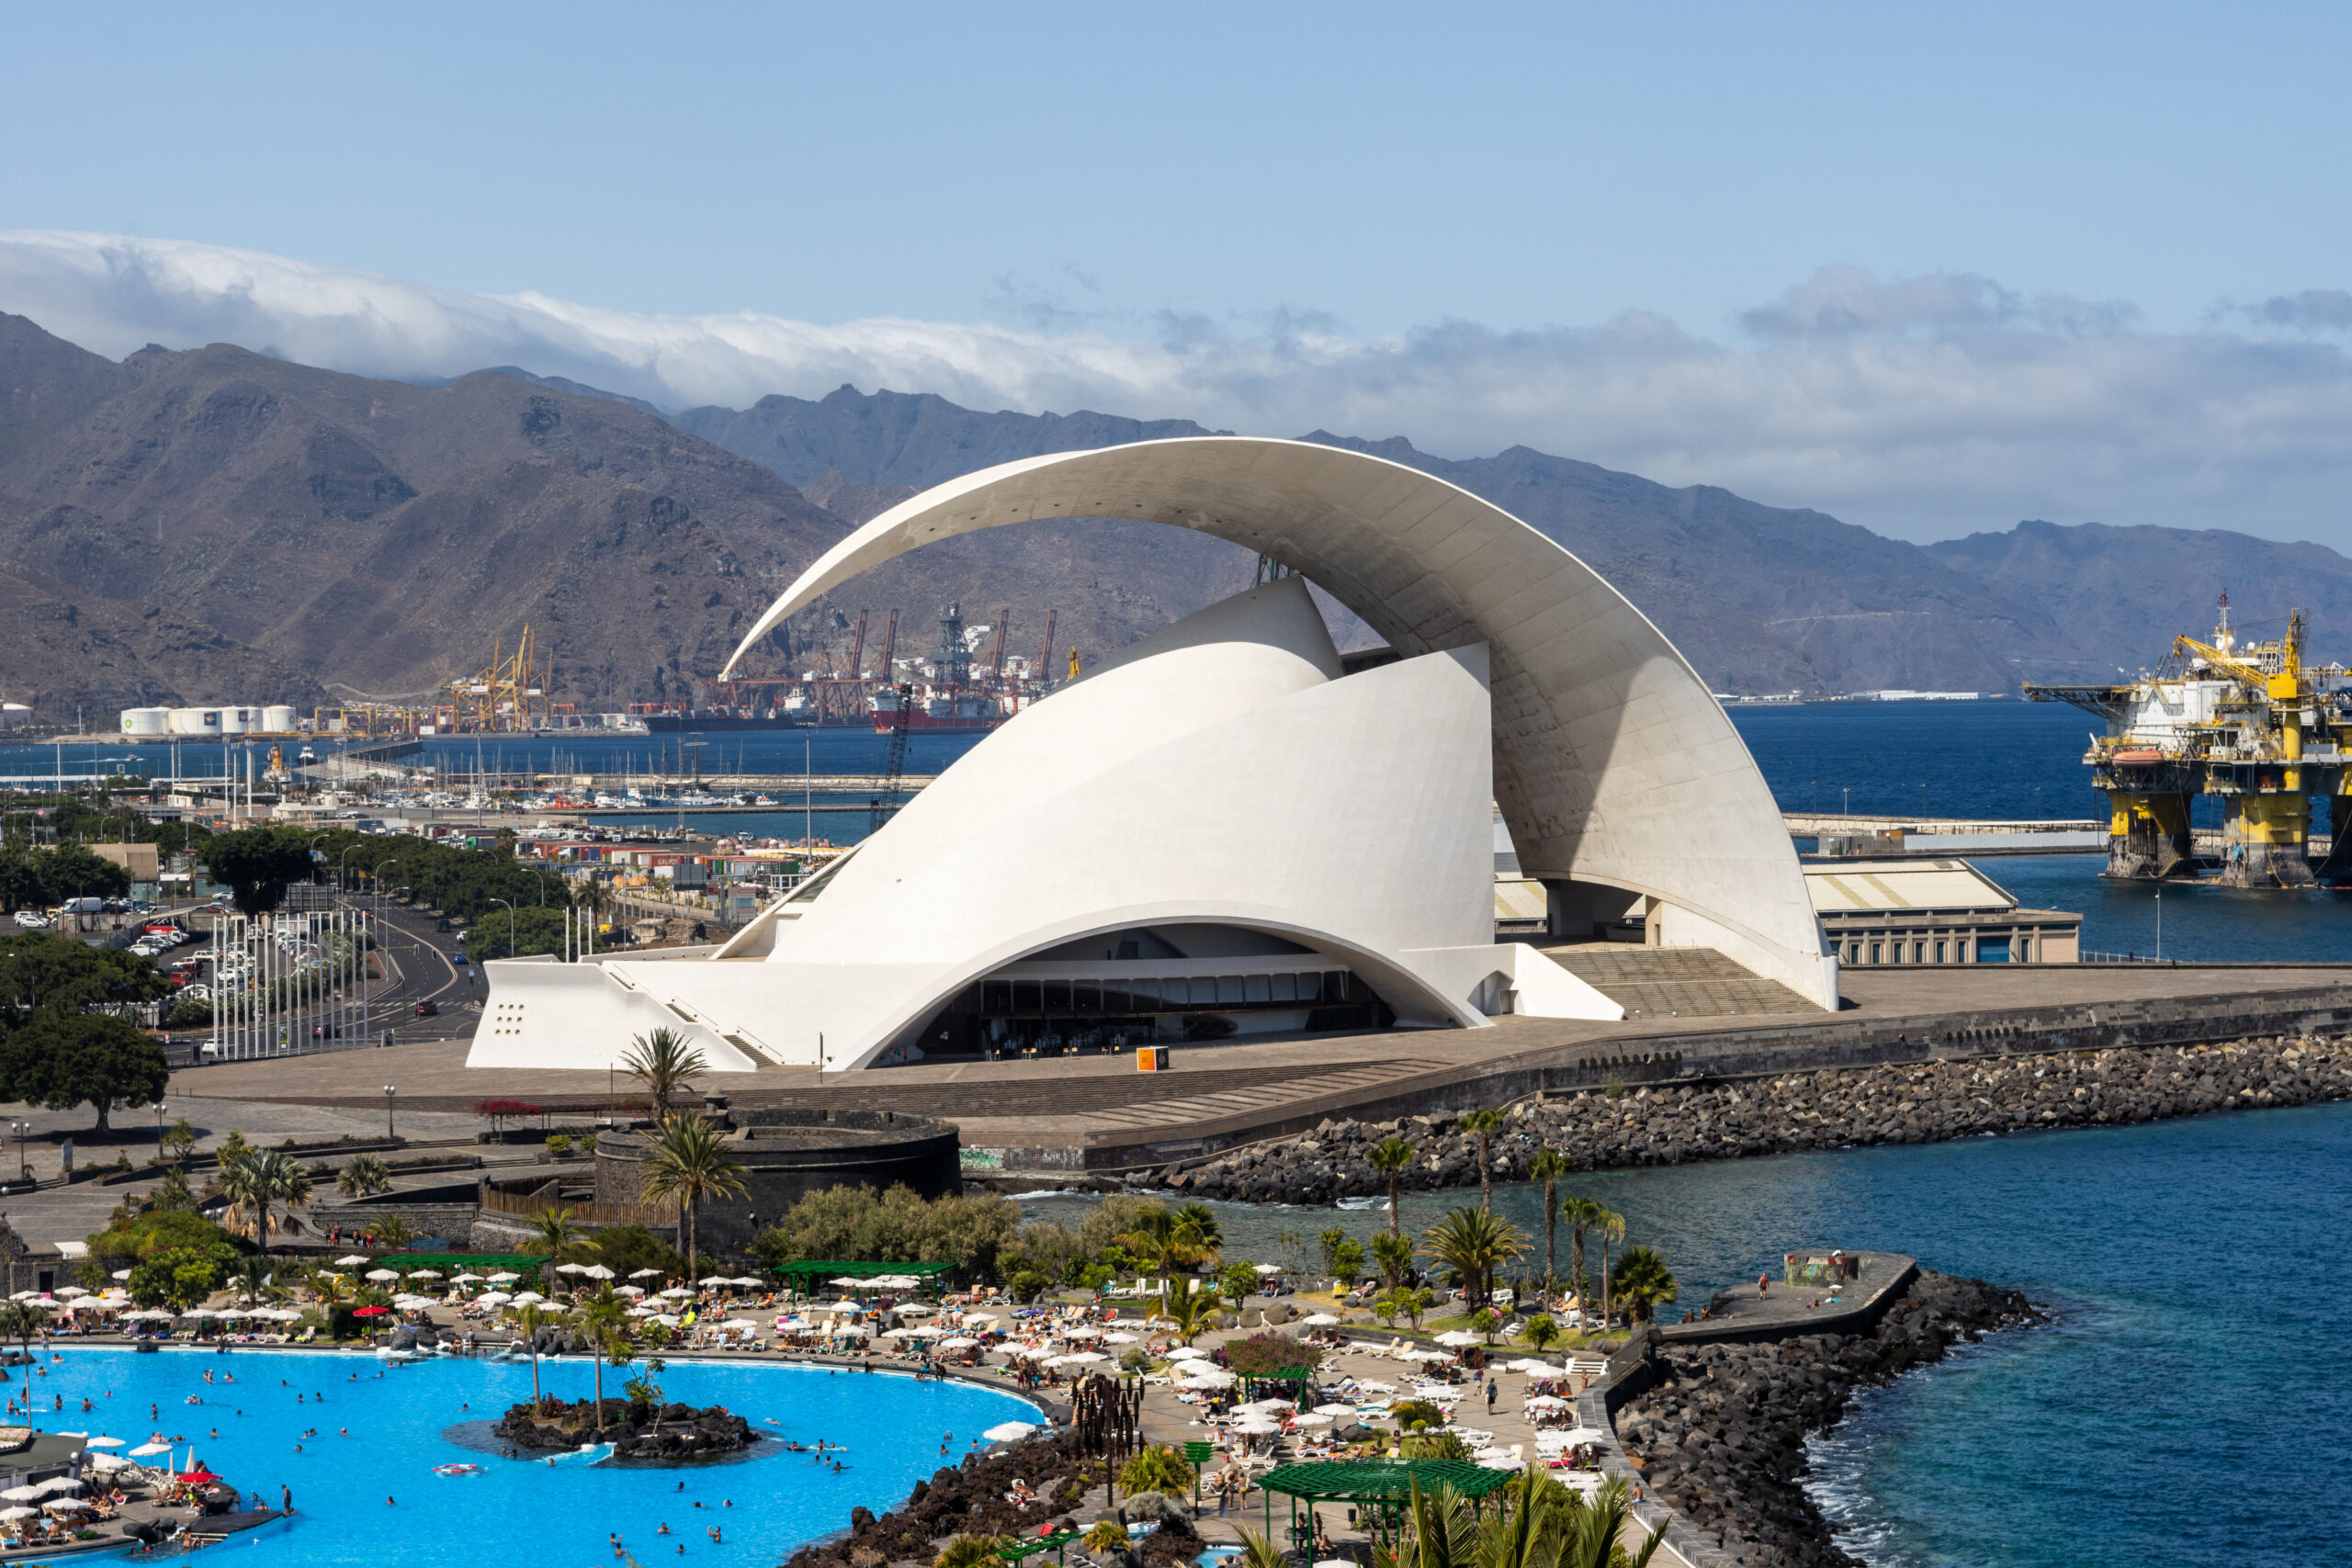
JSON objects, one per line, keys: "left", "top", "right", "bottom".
{"left": 6, "top": 231, "right": 2352, "bottom": 548}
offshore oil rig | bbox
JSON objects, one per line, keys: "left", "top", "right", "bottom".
{"left": 2028, "top": 595, "right": 2352, "bottom": 886}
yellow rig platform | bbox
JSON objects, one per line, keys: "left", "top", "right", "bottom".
{"left": 2027, "top": 594, "right": 2351, "bottom": 887}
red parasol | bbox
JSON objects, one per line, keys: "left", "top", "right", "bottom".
{"left": 352, "top": 1306, "right": 390, "bottom": 1316}
{"left": 175, "top": 1470, "right": 222, "bottom": 1483}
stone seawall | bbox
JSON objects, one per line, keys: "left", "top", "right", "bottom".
{"left": 1607, "top": 1270, "right": 2043, "bottom": 1567}
{"left": 1161, "top": 1033, "right": 2349, "bottom": 1203}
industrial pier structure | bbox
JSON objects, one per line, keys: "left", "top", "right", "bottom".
{"left": 2028, "top": 596, "right": 2352, "bottom": 886}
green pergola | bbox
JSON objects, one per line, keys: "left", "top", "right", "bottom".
{"left": 994, "top": 1527, "right": 1079, "bottom": 1566}
{"left": 1257, "top": 1460, "right": 1520, "bottom": 1546}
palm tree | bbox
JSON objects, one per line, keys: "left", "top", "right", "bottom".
{"left": 514, "top": 1302, "right": 549, "bottom": 1407}
{"left": 1370, "top": 1229, "right": 1414, "bottom": 1289}
{"left": 1118, "top": 1210, "right": 1209, "bottom": 1278}
{"left": 1592, "top": 1209, "right": 1625, "bottom": 1332}
{"left": 1527, "top": 1149, "right": 1573, "bottom": 1294}
{"left": 1229, "top": 1528, "right": 1289, "bottom": 1568}
{"left": 334, "top": 1153, "right": 391, "bottom": 1200}
{"left": 1416, "top": 1207, "right": 1528, "bottom": 1310}
{"left": 1611, "top": 1247, "right": 1678, "bottom": 1323}
{"left": 218, "top": 1149, "right": 312, "bottom": 1257}
{"left": 620, "top": 1028, "right": 707, "bottom": 1117}
{"left": 1157, "top": 1274, "right": 1218, "bottom": 1345}
{"left": 1172, "top": 1201, "right": 1224, "bottom": 1264}
{"left": 1378, "top": 1469, "right": 1666, "bottom": 1568}
{"left": 579, "top": 1287, "right": 632, "bottom": 1435}
{"left": 637, "top": 1113, "right": 748, "bottom": 1280}
{"left": 1560, "top": 1195, "right": 1606, "bottom": 1312}
{"left": 524, "top": 1206, "right": 588, "bottom": 1290}
{"left": 0, "top": 1301, "right": 43, "bottom": 1369}
{"left": 226, "top": 1254, "right": 279, "bottom": 1304}
{"left": 1454, "top": 1109, "right": 1505, "bottom": 1213}
{"left": 1367, "top": 1136, "right": 1415, "bottom": 1236}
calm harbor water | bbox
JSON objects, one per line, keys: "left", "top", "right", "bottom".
{"left": 1030, "top": 1100, "right": 2352, "bottom": 1568}
{"left": 31, "top": 1348, "right": 1035, "bottom": 1567}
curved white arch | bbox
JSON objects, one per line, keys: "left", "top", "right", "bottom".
{"left": 729, "top": 436, "right": 1831, "bottom": 1008}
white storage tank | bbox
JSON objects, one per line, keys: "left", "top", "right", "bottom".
{"left": 169, "top": 707, "right": 222, "bottom": 735}
{"left": 219, "top": 705, "right": 253, "bottom": 735}
{"left": 120, "top": 707, "right": 171, "bottom": 737}
{"left": 262, "top": 704, "right": 298, "bottom": 732}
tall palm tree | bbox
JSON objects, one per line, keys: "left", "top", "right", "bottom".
{"left": 514, "top": 1302, "right": 549, "bottom": 1407}
{"left": 1593, "top": 1209, "right": 1625, "bottom": 1332}
{"left": 0, "top": 1302, "right": 42, "bottom": 1370}
{"left": 1527, "top": 1150, "right": 1573, "bottom": 1295}
{"left": 1367, "top": 1137, "right": 1415, "bottom": 1236}
{"left": 637, "top": 1113, "right": 748, "bottom": 1280}
{"left": 620, "top": 1028, "right": 707, "bottom": 1117}
{"left": 1454, "top": 1109, "right": 1505, "bottom": 1213}
{"left": 1416, "top": 1208, "right": 1528, "bottom": 1310}
{"left": 578, "top": 1287, "right": 632, "bottom": 1435}
{"left": 1560, "top": 1196, "right": 1606, "bottom": 1311}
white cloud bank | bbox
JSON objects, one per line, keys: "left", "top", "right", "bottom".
{"left": 6, "top": 231, "right": 2352, "bottom": 547}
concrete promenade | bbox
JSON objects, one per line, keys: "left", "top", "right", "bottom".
{"left": 144, "top": 962, "right": 2352, "bottom": 1180}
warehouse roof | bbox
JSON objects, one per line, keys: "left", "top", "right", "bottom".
{"left": 1801, "top": 859, "right": 2018, "bottom": 915}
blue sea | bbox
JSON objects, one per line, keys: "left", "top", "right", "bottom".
{"left": 27, "top": 1348, "right": 1037, "bottom": 1567}
{"left": 1031, "top": 1100, "right": 2352, "bottom": 1568}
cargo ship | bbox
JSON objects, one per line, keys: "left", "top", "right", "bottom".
{"left": 869, "top": 684, "right": 1011, "bottom": 733}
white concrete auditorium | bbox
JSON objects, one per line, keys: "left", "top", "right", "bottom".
{"left": 469, "top": 437, "right": 1835, "bottom": 1076}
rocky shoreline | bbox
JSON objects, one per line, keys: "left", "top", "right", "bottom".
{"left": 494, "top": 1396, "right": 761, "bottom": 1461}
{"left": 1615, "top": 1269, "right": 2044, "bottom": 1567}
{"left": 1162, "top": 1033, "right": 2352, "bottom": 1201}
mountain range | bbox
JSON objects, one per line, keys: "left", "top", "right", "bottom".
{"left": 1, "top": 310, "right": 2348, "bottom": 719}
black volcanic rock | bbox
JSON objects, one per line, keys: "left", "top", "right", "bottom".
{"left": 494, "top": 1396, "right": 759, "bottom": 1461}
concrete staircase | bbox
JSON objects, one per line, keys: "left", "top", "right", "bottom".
{"left": 1545, "top": 946, "right": 1815, "bottom": 1020}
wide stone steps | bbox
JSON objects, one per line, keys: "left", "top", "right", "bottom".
{"left": 1545, "top": 946, "right": 1815, "bottom": 1020}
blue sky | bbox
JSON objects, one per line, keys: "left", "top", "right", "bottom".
{"left": 5, "top": 2, "right": 2352, "bottom": 546}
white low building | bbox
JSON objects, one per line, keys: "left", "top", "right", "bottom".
{"left": 469, "top": 436, "right": 1834, "bottom": 1074}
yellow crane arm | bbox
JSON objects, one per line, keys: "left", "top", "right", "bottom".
{"left": 2174, "top": 636, "right": 2274, "bottom": 691}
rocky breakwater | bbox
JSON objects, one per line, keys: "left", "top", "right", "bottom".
{"left": 781, "top": 1435, "right": 1199, "bottom": 1568}
{"left": 494, "top": 1397, "right": 761, "bottom": 1461}
{"left": 1164, "top": 1034, "right": 2352, "bottom": 1201}
{"left": 1614, "top": 1270, "right": 2042, "bottom": 1567}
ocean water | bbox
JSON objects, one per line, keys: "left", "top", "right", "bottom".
{"left": 1031, "top": 1100, "right": 2352, "bottom": 1567}
{"left": 27, "top": 1348, "right": 1037, "bottom": 1566}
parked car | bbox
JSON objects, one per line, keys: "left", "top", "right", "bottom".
{"left": 12, "top": 913, "right": 47, "bottom": 930}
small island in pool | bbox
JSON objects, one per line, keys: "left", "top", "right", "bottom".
{"left": 495, "top": 1397, "right": 763, "bottom": 1462}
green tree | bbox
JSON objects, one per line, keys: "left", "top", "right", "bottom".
{"left": 521, "top": 1207, "right": 591, "bottom": 1280}
{"left": 1559, "top": 1196, "right": 1607, "bottom": 1312}
{"left": 1117, "top": 1209, "right": 1214, "bottom": 1277}
{"left": 1611, "top": 1247, "right": 1678, "bottom": 1323}
{"left": 750, "top": 1184, "right": 1023, "bottom": 1284}
{"left": 1172, "top": 1201, "right": 1224, "bottom": 1262}
{"left": 1118, "top": 1445, "right": 1196, "bottom": 1495}
{"left": 1417, "top": 1208, "right": 1528, "bottom": 1310}
{"left": 1156, "top": 1273, "right": 1219, "bottom": 1345}
{"left": 335, "top": 1153, "right": 391, "bottom": 1199}
{"left": 0, "top": 1012, "right": 167, "bottom": 1134}
{"left": 1375, "top": 1285, "right": 1431, "bottom": 1329}
{"left": 468, "top": 905, "right": 572, "bottom": 960}
{"left": 0, "top": 1301, "right": 42, "bottom": 1366}
{"left": 636, "top": 1112, "right": 748, "bottom": 1280}
{"left": 580, "top": 1224, "right": 684, "bottom": 1284}
{"left": 161, "top": 1116, "right": 199, "bottom": 1166}
{"left": 1591, "top": 1209, "right": 1625, "bottom": 1331}
{"left": 1371, "top": 1229, "right": 1414, "bottom": 1289}
{"left": 620, "top": 1028, "right": 706, "bottom": 1116}
{"left": 514, "top": 1302, "right": 550, "bottom": 1406}
{"left": 1524, "top": 1314, "right": 1560, "bottom": 1354}
{"left": 0, "top": 932, "right": 165, "bottom": 1020}
{"left": 128, "top": 1246, "right": 233, "bottom": 1312}
{"left": 1229, "top": 1529, "right": 1288, "bottom": 1568}
{"left": 1454, "top": 1109, "right": 1506, "bottom": 1213}
{"left": 200, "top": 828, "right": 319, "bottom": 917}
{"left": 84, "top": 1205, "right": 244, "bottom": 1286}
{"left": 218, "top": 1148, "right": 313, "bottom": 1256}
{"left": 1218, "top": 1260, "right": 1261, "bottom": 1309}
{"left": 1527, "top": 1149, "right": 1574, "bottom": 1293}
{"left": 578, "top": 1287, "right": 633, "bottom": 1435}
{"left": 933, "top": 1536, "right": 1012, "bottom": 1568}
{"left": 1367, "top": 1136, "right": 1416, "bottom": 1237}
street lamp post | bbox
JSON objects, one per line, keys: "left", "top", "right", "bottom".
{"left": 383, "top": 1086, "right": 397, "bottom": 1142}
{"left": 491, "top": 897, "right": 515, "bottom": 960}
{"left": 9, "top": 1121, "right": 26, "bottom": 1181}
{"left": 153, "top": 1101, "right": 165, "bottom": 1152}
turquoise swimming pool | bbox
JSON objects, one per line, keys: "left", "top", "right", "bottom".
{"left": 29, "top": 1348, "right": 1041, "bottom": 1565}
